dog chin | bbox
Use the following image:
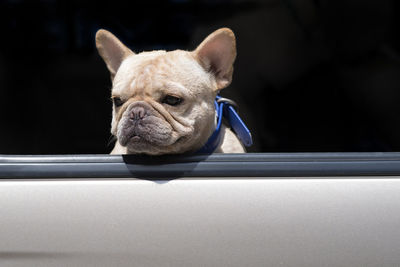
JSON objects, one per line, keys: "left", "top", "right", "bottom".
{"left": 120, "top": 135, "right": 187, "bottom": 155}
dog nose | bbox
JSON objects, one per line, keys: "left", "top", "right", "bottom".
{"left": 130, "top": 106, "right": 146, "bottom": 120}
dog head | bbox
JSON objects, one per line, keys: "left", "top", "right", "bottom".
{"left": 96, "top": 28, "right": 236, "bottom": 154}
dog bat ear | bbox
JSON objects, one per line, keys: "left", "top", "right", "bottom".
{"left": 193, "top": 28, "right": 237, "bottom": 90}
{"left": 95, "top": 29, "right": 134, "bottom": 80}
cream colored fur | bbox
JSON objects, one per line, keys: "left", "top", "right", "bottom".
{"left": 96, "top": 28, "right": 245, "bottom": 155}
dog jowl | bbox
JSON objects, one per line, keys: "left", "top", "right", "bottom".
{"left": 96, "top": 28, "right": 247, "bottom": 155}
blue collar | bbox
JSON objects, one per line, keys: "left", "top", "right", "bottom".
{"left": 197, "top": 95, "right": 253, "bottom": 154}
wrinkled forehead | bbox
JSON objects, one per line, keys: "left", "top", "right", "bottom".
{"left": 112, "top": 50, "right": 206, "bottom": 97}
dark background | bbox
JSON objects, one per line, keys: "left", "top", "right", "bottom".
{"left": 1, "top": 0, "right": 400, "bottom": 154}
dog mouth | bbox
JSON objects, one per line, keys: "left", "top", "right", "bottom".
{"left": 117, "top": 115, "right": 179, "bottom": 149}
{"left": 125, "top": 134, "right": 141, "bottom": 143}
{"left": 130, "top": 135, "right": 141, "bottom": 142}
{"left": 119, "top": 131, "right": 183, "bottom": 155}
{"left": 118, "top": 121, "right": 188, "bottom": 155}
{"left": 126, "top": 133, "right": 183, "bottom": 145}
{"left": 115, "top": 100, "right": 192, "bottom": 154}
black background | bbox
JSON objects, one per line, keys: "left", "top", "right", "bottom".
{"left": 1, "top": 0, "right": 400, "bottom": 154}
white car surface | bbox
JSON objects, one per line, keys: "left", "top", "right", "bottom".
{"left": 1, "top": 153, "right": 400, "bottom": 266}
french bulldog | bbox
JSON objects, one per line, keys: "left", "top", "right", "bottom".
{"left": 96, "top": 28, "right": 246, "bottom": 155}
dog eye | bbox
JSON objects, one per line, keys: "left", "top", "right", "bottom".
{"left": 112, "top": 97, "right": 124, "bottom": 107}
{"left": 162, "top": 95, "right": 183, "bottom": 106}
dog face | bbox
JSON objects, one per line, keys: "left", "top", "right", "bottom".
{"left": 96, "top": 28, "right": 236, "bottom": 154}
